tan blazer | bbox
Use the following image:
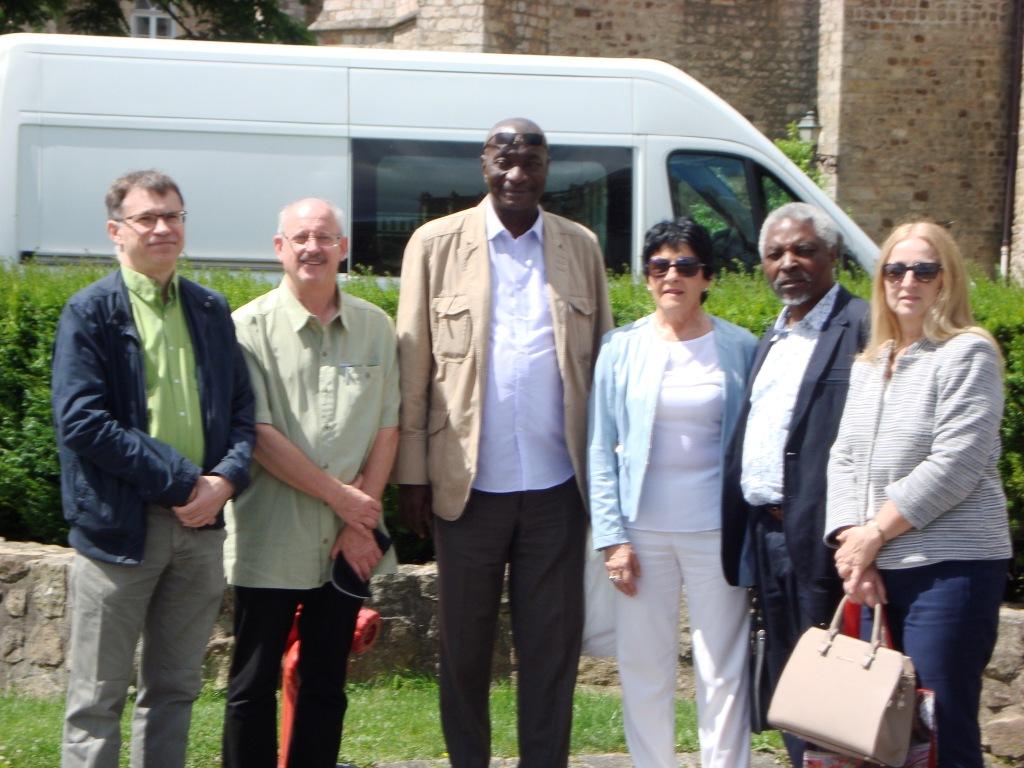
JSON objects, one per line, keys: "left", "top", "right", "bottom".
{"left": 394, "top": 198, "right": 613, "bottom": 520}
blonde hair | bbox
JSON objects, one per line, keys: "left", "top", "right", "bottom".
{"left": 861, "top": 221, "right": 1000, "bottom": 362}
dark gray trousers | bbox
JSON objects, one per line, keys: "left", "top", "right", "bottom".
{"left": 434, "top": 478, "right": 586, "bottom": 768}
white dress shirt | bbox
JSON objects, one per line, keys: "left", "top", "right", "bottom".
{"left": 473, "top": 200, "right": 574, "bottom": 493}
{"left": 740, "top": 283, "right": 840, "bottom": 506}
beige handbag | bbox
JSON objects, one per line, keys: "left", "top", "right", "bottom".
{"left": 767, "top": 597, "right": 917, "bottom": 767}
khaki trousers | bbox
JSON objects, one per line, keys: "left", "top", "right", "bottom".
{"left": 62, "top": 507, "right": 226, "bottom": 768}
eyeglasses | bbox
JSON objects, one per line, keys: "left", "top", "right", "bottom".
{"left": 646, "top": 256, "right": 703, "bottom": 278}
{"left": 282, "top": 232, "right": 342, "bottom": 249}
{"left": 485, "top": 131, "right": 546, "bottom": 148}
{"left": 118, "top": 210, "right": 186, "bottom": 230}
{"left": 882, "top": 261, "right": 943, "bottom": 283}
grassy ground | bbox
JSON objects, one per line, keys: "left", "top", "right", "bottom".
{"left": 0, "top": 675, "right": 782, "bottom": 767}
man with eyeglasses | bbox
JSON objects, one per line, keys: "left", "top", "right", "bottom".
{"left": 395, "top": 118, "right": 612, "bottom": 767}
{"left": 52, "top": 169, "right": 255, "bottom": 768}
{"left": 720, "top": 202, "right": 869, "bottom": 766}
{"left": 222, "top": 198, "right": 399, "bottom": 768}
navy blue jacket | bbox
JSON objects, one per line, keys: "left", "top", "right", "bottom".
{"left": 51, "top": 270, "right": 254, "bottom": 565}
{"left": 721, "top": 286, "right": 869, "bottom": 590}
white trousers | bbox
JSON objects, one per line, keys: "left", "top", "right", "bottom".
{"left": 615, "top": 528, "right": 750, "bottom": 768}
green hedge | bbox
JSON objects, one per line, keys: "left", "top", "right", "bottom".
{"left": 1, "top": 264, "right": 1020, "bottom": 596}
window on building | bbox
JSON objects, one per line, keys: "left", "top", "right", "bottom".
{"left": 131, "top": 0, "right": 176, "bottom": 39}
{"left": 351, "top": 139, "right": 633, "bottom": 275}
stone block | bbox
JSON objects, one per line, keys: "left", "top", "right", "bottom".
{"left": 1, "top": 625, "right": 24, "bottom": 662}
{"left": 0, "top": 560, "right": 29, "bottom": 584}
{"left": 983, "top": 709, "right": 1024, "bottom": 761}
{"left": 986, "top": 608, "right": 1024, "bottom": 682}
{"left": 32, "top": 564, "right": 67, "bottom": 619}
{"left": 4, "top": 588, "right": 26, "bottom": 618}
{"left": 981, "top": 677, "right": 1016, "bottom": 710}
{"left": 25, "top": 623, "right": 63, "bottom": 667}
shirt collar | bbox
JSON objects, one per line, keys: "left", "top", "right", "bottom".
{"left": 275, "top": 281, "right": 343, "bottom": 333}
{"left": 772, "top": 282, "right": 840, "bottom": 335}
{"left": 121, "top": 264, "right": 178, "bottom": 306}
{"left": 484, "top": 196, "right": 544, "bottom": 243}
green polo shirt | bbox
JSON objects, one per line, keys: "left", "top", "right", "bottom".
{"left": 121, "top": 266, "right": 204, "bottom": 467}
{"left": 226, "top": 283, "right": 400, "bottom": 589}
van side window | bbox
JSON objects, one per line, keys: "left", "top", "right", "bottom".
{"left": 760, "top": 171, "right": 800, "bottom": 215}
{"left": 667, "top": 152, "right": 759, "bottom": 271}
{"left": 352, "top": 139, "right": 632, "bottom": 275}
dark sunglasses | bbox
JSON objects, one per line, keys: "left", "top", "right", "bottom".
{"left": 486, "top": 131, "right": 546, "bottom": 148}
{"left": 646, "top": 256, "right": 703, "bottom": 278}
{"left": 882, "top": 261, "right": 943, "bottom": 283}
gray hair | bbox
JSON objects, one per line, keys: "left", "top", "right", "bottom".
{"left": 758, "top": 202, "right": 840, "bottom": 256}
{"left": 276, "top": 198, "right": 345, "bottom": 235}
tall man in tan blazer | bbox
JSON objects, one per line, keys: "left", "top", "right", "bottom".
{"left": 395, "top": 118, "right": 612, "bottom": 768}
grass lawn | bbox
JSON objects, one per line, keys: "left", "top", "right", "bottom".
{"left": 0, "top": 675, "right": 782, "bottom": 767}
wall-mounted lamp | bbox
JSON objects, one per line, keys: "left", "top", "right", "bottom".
{"left": 797, "top": 109, "right": 838, "bottom": 173}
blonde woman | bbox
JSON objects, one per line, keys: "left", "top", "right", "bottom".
{"left": 825, "top": 221, "right": 1011, "bottom": 768}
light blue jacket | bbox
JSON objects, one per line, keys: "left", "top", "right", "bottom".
{"left": 588, "top": 314, "right": 757, "bottom": 550}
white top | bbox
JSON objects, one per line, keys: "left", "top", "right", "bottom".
{"left": 631, "top": 330, "right": 724, "bottom": 532}
{"left": 474, "top": 199, "right": 574, "bottom": 493}
{"left": 741, "top": 284, "right": 840, "bottom": 506}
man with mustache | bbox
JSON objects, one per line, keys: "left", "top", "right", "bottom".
{"left": 222, "top": 198, "right": 399, "bottom": 767}
{"left": 720, "top": 202, "right": 868, "bottom": 766}
{"left": 52, "top": 170, "right": 254, "bottom": 768}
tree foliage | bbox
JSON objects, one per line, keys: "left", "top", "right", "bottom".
{"left": 1, "top": 0, "right": 314, "bottom": 44}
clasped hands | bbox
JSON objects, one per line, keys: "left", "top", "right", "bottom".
{"left": 834, "top": 523, "right": 888, "bottom": 607}
{"left": 171, "top": 474, "right": 234, "bottom": 528}
{"left": 329, "top": 473, "right": 384, "bottom": 581}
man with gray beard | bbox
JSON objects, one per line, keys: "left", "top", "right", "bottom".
{"left": 720, "top": 203, "right": 868, "bottom": 766}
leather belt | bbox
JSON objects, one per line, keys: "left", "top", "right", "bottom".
{"left": 753, "top": 504, "right": 784, "bottom": 522}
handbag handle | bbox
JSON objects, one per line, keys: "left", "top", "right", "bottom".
{"left": 817, "top": 596, "right": 885, "bottom": 669}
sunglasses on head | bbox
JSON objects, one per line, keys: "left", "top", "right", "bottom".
{"left": 882, "top": 261, "right": 943, "bottom": 283}
{"left": 486, "top": 131, "right": 546, "bottom": 148}
{"left": 646, "top": 256, "right": 703, "bottom": 278}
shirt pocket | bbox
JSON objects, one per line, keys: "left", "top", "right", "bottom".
{"left": 431, "top": 295, "right": 472, "bottom": 361}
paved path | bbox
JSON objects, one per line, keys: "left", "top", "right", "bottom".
{"left": 375, "top": 752, "right": 784, "bottom": 767}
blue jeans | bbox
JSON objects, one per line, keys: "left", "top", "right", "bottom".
{"left": 867, "top": 559, "right": 1008, "bottom": 768}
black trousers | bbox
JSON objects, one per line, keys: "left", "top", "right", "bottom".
{"left": 752, "top": 510, "right": 843, "bottom": 768}
{"left": 434, "top": 478, "right": 587, "bottom": 768}
{"left": 222, "top": 582, "right": 362, "bottom": 768}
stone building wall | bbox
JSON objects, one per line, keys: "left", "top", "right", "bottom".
{"left": 823, "top": 0, "right": 1015, "bottom": 267}
{"left": 816, "top": 0, "right": 845, "bottom": 199}
{"left": 1012, "top": 14, "right": 1024, "bottom": 285}
{"left": 544, "top": 0, "right": 819, "bottom": 137}
{"left": 312, "top": 0, "right": 484, "bottom": 50}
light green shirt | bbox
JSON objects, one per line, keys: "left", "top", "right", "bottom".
{"left": 226, "top": 283, "right": 400, "bottom": 589}
{"left": 121, "top": 265, "right": 204, "bottom": 467}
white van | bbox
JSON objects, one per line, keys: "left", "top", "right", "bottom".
{"left": 0, "top": 33, "right": 878, "bottom": 273}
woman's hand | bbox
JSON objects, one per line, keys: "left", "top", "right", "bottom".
{"left": 834, "top": 523, "right": 885, "bottom": 586}
{"left": 603, "top": 543, "right": 641, "bottom": 597}
{"left": 842, "top": 563, "right": 888, "bottom": 608}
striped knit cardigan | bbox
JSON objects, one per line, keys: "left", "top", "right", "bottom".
{"left": 825, "top": 331, "right": 1012, "bottom": 568}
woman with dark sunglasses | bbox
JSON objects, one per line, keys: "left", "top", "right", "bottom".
{"left": 825, "top": 221, "right": 1011, "bottom": 767}
{"left": 588, "top": 218, "right": 757, "bottom": 767}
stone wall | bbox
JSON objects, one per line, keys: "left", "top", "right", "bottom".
{"left": 3, "top": 541, "right": 1024, "bottom": 760}
{"left": 822, "top": 0, "right": 1015, "bottom": 268}
{"left": 545, "top": 0, "right": 819, "bottom": 137}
